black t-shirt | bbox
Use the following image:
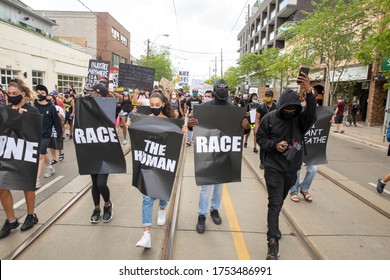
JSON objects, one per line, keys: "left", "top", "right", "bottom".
{"left": 121, "top": 98, "right": 133, "bottom": 112}
{"left": 8, "top": 102, "right": 39, "bottom": 114}
{"left": 256, "top": 102, "right": 276, "bottom": 120}
{"left": 186, "top": 98, "right": 202, "bottom": 113}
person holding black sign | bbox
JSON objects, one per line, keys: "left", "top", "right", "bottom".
{"left": 184, "top": 89, "right": 202, "bottom": 146}
{"left": 256, "top": 71, "right": 316, "bottom": 260}
{"left": 0, "top": 78, "right": 40, "bottom": 238}
{"left": 128, "top": 91, "right": 187, "bottom": 248}
{"left": 187, "top": 79, "right": 250, "bottom": 234}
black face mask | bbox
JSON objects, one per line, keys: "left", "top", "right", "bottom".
{"left": 215, "top": 88, "right": 228, "bottom": 101}
{"left": 64, "top": 94, "right": 70, "bottom": 99}
{"left": 151, "top": 106, "right": 163, "bottom": 116}
{"left": 37, "top": 94, "right": 46, "bottom": 101}
{"left": 8, "top": 94, "right": 23, "bottom": 105}
{"left": 280, "top": 110, "right": 296, "bottom": 120}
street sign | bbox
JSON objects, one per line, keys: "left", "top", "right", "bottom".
{"left": 382, "top": 56, "right": 390, "bottom": 71}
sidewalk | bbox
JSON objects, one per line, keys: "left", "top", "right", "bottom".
{"left": 331, "top": 122, "right": 388, "bottom": 150}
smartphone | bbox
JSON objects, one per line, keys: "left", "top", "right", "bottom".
{"left": 297, "top": 67, "right": 310, "bottom": 83}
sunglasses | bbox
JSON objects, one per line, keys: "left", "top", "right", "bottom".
{"left": 215, "top": 84, "right": 228, "bottom": 89}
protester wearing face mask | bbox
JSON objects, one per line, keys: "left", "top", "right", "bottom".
{"left": 244, "top": 93, "right": 260, "bottom": 153}
{"left": 0, "top": 78, "right": 41, "bottom": 238}
{"left": 129, "top": 91, "right": 187, "bottom": 248}
{"left": 118, "top": 90, "right": 133, "bottom": 145}
{"left": 187, "top": 79, "right": 250, "bottom": 234}
{"left": 184, "top": 89, "right": 202, "bottom": 146}
{"left": 203, "top": 90, "right": 213, "bottom": 103}
{"left": 63, "top": 91, "right": 74, "bottom": 140}
{"left": 33, "top": 85, "right": 63, "bottom": 188}
{"left": 169, "top": 90, "right": 183, "bottom": 118}
{"left": 256, "top": 72, "right": 316, "bottom": 260}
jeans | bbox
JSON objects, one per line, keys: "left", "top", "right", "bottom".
{"left": 198, "top": 184, "right": 223, "bottom": 216}
{"left": 264, "top": 170, "right": 297, "bottom": 241}
{"left": 290, "top": 165, "right": 318, "bottom": 194}
{"left": 141, "top": 195, "right": 168, "bottom": 227}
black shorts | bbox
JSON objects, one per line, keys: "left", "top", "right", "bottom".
{"left": 48, "top": 137, "right": 63, "bottom": 150}
{"left": 334, "top": 115, "right": 343, "bottom": 124}
{"left": 65, "top": 118, "right": 73, "bottom": 125}
{"left": 39, "top": 137, "right": 51, "bottom": 155}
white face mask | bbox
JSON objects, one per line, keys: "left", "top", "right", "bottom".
{"left": 171, "top": 95, "right": 177, "bottom": 99}
{"left": 243, "top": 94, "right": 248, "bottom": 99}
{"left": 204, "top": 97, "right": 212, "bottom": 102}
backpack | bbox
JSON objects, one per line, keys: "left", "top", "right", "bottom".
{"left": 386, "top": 121, "right": 390, "bottom": 142}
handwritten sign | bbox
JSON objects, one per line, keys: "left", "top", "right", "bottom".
{"left": 118, "top": 63, "right": 155, "bottom": 92}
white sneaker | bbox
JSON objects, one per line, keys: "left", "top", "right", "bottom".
{"left": 123, "top": 140, "right": 127, "bottom": 145}
{"left": 157, "top": 210, "right": 166, "bottom": 226}
{"left": 35, "top": 178, "right": 41, "bottom": 189}
{"left": 136, "top": 232, "right": 151, "bottom": 248}
{"left": 44, "top": 166, "right": 55, "bottom": 178}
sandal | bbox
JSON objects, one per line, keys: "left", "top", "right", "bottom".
{"left": 300, "top": 190, "right": 313, "bottom": 202}
{"left": 290, "top": 194, "right": 299, "bottom": 202}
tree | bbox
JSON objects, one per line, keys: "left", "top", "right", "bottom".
{"left": 139, "top": 48, "right": 174, "bottom": 83}
{"left": 223, "top": 66, "right": 240, "bottom": 93}
{"left": 356, "top": 0, "right": 390, "bottom": 89}
{"left": 290, "top": 0, "right": 371, "bottom": 104}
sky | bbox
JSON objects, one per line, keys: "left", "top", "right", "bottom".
{"left": 22, "top": 0, "right": 251, "bottom": 82}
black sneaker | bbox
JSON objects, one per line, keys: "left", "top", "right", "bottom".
{"left": 244, "top": 142, "right": 248, "bottom": 148}
{"left": 253, "top": 148, "right": 258, "bottom": 153}
{"left": 50, "top": 159, "right": 58, "bottom": 165}
{"left": 103, "top": 203, "right": 113, "bottom": 223}
{"left": 377, "top": 178, "right": 386, "bottom": 194}
{"left": 210, "top": 209, "right": 222, "bottom": 225}
{"left": 90, "top": 208, "right": 101, "bottom": 224}
{"left": 196, "top": 215, "right": 206, "bottom": 234}
{"left": 266, "top": 238, "right": 279, "bottom": 260}
{"left": 0, "top": 219, "right": 20, "bottom": 239}
{"left": 20, "top": 214, "right": 38, "bottom": 231}
{"left": 276, "top": 229, "right": 282, "bottom": 241}
{"left": 69, "top": 135, "right": 73, "bottom": 140}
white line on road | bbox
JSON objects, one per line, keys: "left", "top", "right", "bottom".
{"left": 369, "top": 182, "right": 390, "bottom": 195}
{"left": 13, "top": 176, "right": 64, "bottom": 209}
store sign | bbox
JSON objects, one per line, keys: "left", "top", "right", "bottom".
{"left": 382, "top": 56, "right": 390, "bottom": 71}
{"left": 329, "top": 65, "right": 369, "bottom": 82}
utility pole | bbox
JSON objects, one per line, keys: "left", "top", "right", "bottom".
{"left": 146, "top": 39, "right": 150, "bottom": 62}
{"left": 215, "top": 56, "right": 217, "bottom": 78}
{"left": 221, "top": 48, "right": 223, "bottom": 78}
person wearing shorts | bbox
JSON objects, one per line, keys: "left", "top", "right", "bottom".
{"left": 333, "top": 96, "right": 345, "bottom": 133}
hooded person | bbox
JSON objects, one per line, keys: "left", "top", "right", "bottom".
{"left": 188, "top": 79, "right": 250, "bottom": 234}
{"left": 256, "top": 72, "right": 316, "bottom": 260}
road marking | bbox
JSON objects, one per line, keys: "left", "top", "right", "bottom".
{"left": 13, "top": 176, "right": 64, "bottom": 209}
{"left": 369, "top": 182, "right": 390, "bottom": 195}
{"left": 222, "top": 184, "right": 251, "bottom": 260}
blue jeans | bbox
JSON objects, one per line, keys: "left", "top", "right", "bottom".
{"left": 198, "top": 184, "right": 223, "bottom": 216}
{"left": 290, "top": 165, "right": 318, "bottom": 194}
{"left": 141, "top": 195, "right": 168, "bottom": 227}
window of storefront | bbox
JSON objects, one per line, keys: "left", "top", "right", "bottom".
{"left": 32, "top": 71, "right": 44, "bottom": 88}
{"left": 0, "top": 69, "right": 17, "bottom": 89}
{"left": 57, "top": 74, "right": 83, "bottom": 93}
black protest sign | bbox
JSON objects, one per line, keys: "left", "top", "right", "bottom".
{"left": 74, "top": 96, "right": 126, "bottom": 175}
{"left": 135, "top": 106, "right": 152, "bottom": 116}
{"left": 87, "top": 59, "right": 110, "bottom": 87}
{"left": 129, "top": 115, "right": 183, "bottom": 201}
{"left": 118, "top": 63, "right": 155, "bottom": 92}
{"left": 0, "top": 108, "right": 42, "bottom": 191}
{"left": 193, "top": 105, "right": 246, "bottom": 186}
{"left": 303, "top": 106, "right": 334, "bottom": 165}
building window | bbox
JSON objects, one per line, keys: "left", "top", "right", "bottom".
{"left": 0, "top": 69, "right": 17, "bottom": 89}
{"left": 57, "top": 74, "right": 83, "bottom": 93}
{"left": 112, "top": 27, "right": 120, "bottom": 41}
{"left": 120, "top": 57, "right": 127, "bottom": 64}
{"left": 112, "top": 53, "right": 120, "bottom": 68}
{"left": 120, "top": 34, "right": 128, "bottom": 46}
{"left": 32, "top": 71, "right": 44, "bottom": 88}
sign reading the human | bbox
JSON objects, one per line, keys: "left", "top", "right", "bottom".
{"left": 129, "top": 114, "right": 184, "bottom": 201}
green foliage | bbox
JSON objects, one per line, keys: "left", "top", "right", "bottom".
{"left": 139, "top": 48, "right": 174, "bottom": 82}
{"left": 223, "top": 66, "right": 240, "bottom": 92}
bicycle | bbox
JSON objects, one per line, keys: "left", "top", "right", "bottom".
{"left": 343, "top": 110, "right": 352, "bottom": 127}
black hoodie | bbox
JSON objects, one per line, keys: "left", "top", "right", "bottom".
{"left": 256, "top": 89, "right": 316, "bottom": 173}
{"left": 34, "top": 100, "right": 63, "bottom": 139}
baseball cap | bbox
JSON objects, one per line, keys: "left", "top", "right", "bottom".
{"left": 92, "top": 83, "right": 108, "bottom": 97}
{"left": 50, "top": 90, "right": 58, "bottom": 95}
{"left": 265, "top": 90, "right": 274, "bottom": 96}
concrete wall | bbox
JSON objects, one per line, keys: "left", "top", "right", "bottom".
{"left": 0, "top": 21, "right": 91, "bottom": 90}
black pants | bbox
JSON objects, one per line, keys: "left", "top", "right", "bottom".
{"left": 91, "top": 174, "right": 110, "bottom": 206}
{"left": 264, "top": 169, "right": 297, "bottom": 241}
{"left": 351, "top": 109, "right": 357, "bottom": 125}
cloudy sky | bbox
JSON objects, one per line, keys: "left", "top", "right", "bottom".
{"left": 22, "top": 0, "right": 251, "bottom": 81}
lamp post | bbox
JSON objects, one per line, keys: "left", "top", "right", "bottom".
{"left": 147, "top": 34, "right": 169, "bottom": 62}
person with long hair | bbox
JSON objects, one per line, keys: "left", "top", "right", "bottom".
{"left": 130, "top": 91, "right": 187, "bottom": 248}
{"left": 0, "top": 78, "right": 40, "bottom": 238}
